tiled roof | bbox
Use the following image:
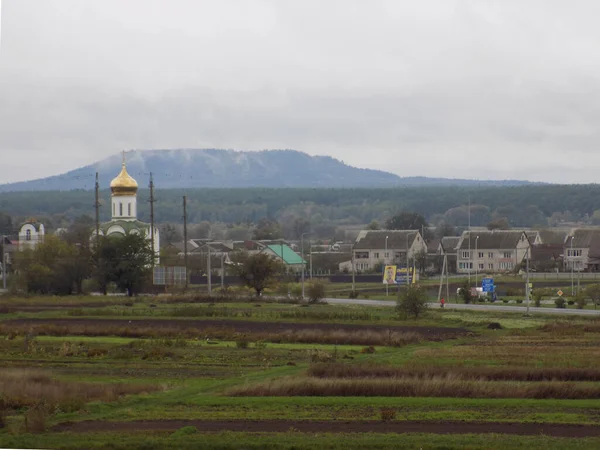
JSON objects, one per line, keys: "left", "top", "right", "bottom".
{"left": 354, "top": 230, "right": 420, "bottom": 250}
{"left": 457, "top": 230, "right": 528, "bottom": 250}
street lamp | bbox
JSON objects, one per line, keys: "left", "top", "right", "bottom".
{"left": 385, "top": 235, "right": 389, "bottom": 297}
{"left": 475, "top": 235, "right": 479, "bottom": 289}
{"left": 570, "top": 236, "right": 575, "bottom": 296}
{"left": 301, "top": 232, "right": 312, "bottom": 300}
{"left": 1, "top": 235, "right": 6, "bottom": 290}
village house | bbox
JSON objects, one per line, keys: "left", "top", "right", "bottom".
{"left": 456, "top": 230, "right": 531, "bottom": 274}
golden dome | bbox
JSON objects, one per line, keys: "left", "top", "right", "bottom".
{"left": 110, "top": 162, "right": 138, "bottom": 196}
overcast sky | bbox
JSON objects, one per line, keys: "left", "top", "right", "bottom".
{"left": 1, "top": 0, "right": 600, "bottom": 184}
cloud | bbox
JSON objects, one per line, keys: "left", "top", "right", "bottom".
{"left": 1, "top": 0, "right": 600, "bottom": 183}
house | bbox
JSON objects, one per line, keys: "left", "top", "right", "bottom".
{"left": 456, "top": 230, "right": 531, "bottom": 274}
{"left": 529, "top": 230, "right": 567, "bottom": 271}
{"left": 344, "top": 230, "right": 427, "bottom": 273}
{"left": 564, "top": 228, "right": 600, "bottom": 272}
{"left": 440, "top": 236, "right": 460, "bottom": 273}
{"left": 18, "top": 220, "right": 45, "bottom": 249}
{"left": 261, "top": 244, "right": 306, "bottom": 273}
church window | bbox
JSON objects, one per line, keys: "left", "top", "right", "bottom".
{"left": 113, "top": 203, "right": 115, "bottom": 216}
{"left": 119, "top": 203, "right": 123, "bottom": 216}
{"left": 128, "top": 203, "right": 131, "bottom": 216}
{"left": 26, "top": 229, "right": 31, "bottom": 241}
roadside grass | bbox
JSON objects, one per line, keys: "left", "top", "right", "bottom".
{"left": 3, "top": 430, "right": 600, "bottom": 450}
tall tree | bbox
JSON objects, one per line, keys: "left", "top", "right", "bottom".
{"left": 386, "top": 212, "right": 428, "bottom": 230}
{"left": 253, "top": 218, "right": 282, "bottom": 240}
{"left": 232, "top": 252, "right": 283, "bottom": 297}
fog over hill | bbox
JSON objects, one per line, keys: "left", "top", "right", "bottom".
{"left": 0, "top": 149, "right": 538, "bottom": 192}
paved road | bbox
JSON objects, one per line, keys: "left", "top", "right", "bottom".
{"left": 325, "top": 298, "right": 600, "bottom": 316}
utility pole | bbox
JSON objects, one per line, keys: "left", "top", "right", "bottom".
{"left": 94, "top": 172, "right": 100, "bottom": 250}
{"left": 385, "top": 235, "right": 389, "bottom": 296}
{"left": 183, "top": 196, "right": 188, "bottom": 289}
{"left": 406, "top": 232, "right": 410, "bottom": 288}
{"left": 301, "top": 232, "right": 311, "bottom": 300}
{"left": 468, "top": 196, "right": 471, "bottom": 288}
{"left": 351, "top": 244, "right": 356, "bottom": 293}
{"left": 2, "top": 235, "right": 6, "bottom": 290}
{"left": 221, "top": 253, "right": 225, "bottom": 289}
{"left": 526, "top": 246, "right": 530, "bottom": 315}
{"left": 207, "top": 244, "right": 212, "bottom": 294}
{"left": 149, "top": 172, "right": 156, "bottom": 267}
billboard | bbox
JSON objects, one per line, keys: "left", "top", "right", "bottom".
{"left": 383, "top": 265, "right": 415, "bottom": 284}
{"left": 383, "top": 265, "right": 397, "bottom": 284}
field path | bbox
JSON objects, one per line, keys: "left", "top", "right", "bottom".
{"left": 54, "top": 419, "right": 600, "bottom": 437}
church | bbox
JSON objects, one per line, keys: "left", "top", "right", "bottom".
{"left": 96, "top": 155, "right": 160, "bottom": 260}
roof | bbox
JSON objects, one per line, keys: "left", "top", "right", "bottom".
{"left": 426, "top": 239, "right": 441, "bottom": 254}
{"left": 441, "top": 236, "right": 460, "bottom": 253}
{"left": 190, "top": 240, "right": 234, "bottom": 253}
{"left": 265, "top": 244, "right": 306, "bottom": 265}
{"left": 530, "top": 244, "right": 563, "bottom": 261}
{"left": 354, "top": 230, "right": 420, "bottom": 250}
{"left": 569, "top": 228, "right": 600, "bottom": 257}
{"left": 537, "top": 230, "right": 568, "bottom": 246}
{"left": 457, "top": 230, "right": 528, "bottom": 250}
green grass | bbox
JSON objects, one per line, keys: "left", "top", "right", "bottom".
{"left": 2, "top": 430, "right": 600, "bottom": 450}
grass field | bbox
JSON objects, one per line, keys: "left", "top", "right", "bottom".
{"left": 2, "top": 294, "right": 600, "bottom": 449}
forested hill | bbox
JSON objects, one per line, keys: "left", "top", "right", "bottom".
{"left": 0, "top": 149, "right": 535, "bottom": 192}
{"left": 1, "top": 184, "right": 599, "bottom": 230}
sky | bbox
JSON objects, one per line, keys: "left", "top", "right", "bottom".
{"left": 1, "top": 0, "right": 600, "bottom": 184}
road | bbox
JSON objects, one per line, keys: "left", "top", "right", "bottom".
{"left": 325, "top": 298, "right": 600, "bottom": 316}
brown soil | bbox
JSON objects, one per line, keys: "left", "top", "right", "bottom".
{"left": 4, "top": 318, "right": 467, "bottom": 338}
{"left": 53, "top": 419, "right": 600, "bottom": 437}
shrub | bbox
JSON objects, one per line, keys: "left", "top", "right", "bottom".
{"left": 555, "top": 297, "right": 566, "bottom": 308}
{"left": 171, "top": 426, "right": 198, "bottom": 436}
{"left": 348, "top": 290, "right": 359, "bottom": 299}
{"left": 457, "top": 281, "right": 473, "bottom": 304}
{"left": 379, "top": 407, "right": 396, "bottom": 422}
{"left": 306, "top": 282, "right": 326, "bottom": 304}
{"left": 576, "top": 294, "right": 586, "bottom": 309}
{"left": 24, "top": 401, "right": 49, "bottom": 433}
{"left": 516, "top": 299, "right": 523, "bottom": 304}
{"left": 396, "top": 285, "right": 428, "bottom": 319}
{"left": 567, "top": 300, "right": 575, "bottom": 306}
{"left": 502, "top": 299, "right": 509, "bottom": 303}
{"left": 235, "top": 339, "right": 249, "bottom": 349}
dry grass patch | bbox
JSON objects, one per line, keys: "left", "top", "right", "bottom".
{"left": 0, "top": 323, "right": 422, "bottom": 347}
{"left": 309, "top": 363, "right": 600, "bottom": 381}
{"left": 0, "top": 369, "right": 159, "bottom": 412}
{"left": 228, "top": 376, "right": 600, "bottom": 399}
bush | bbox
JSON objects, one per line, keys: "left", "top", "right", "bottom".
{"left": 380, "top": 407, "right": 396, "bottom": 422}
{"left": 576, "top": 294, "right": 586, "bottom": 309}
{"left": 502, "top": 299, "right": 509, "bottom": 303}
{"left": 306, "top": 281, "right": 326, "bottom": 304}
{"left": 396, "top": 285, "right": 428, "bottom": 319}
{"left": 555, "top": 297, "right": 566, "bottom": 309}
{"left": 348, "top": 290, "right": 359, "bottom": 299}
{"left": 516, "top": 299, "right": 523, "bottom": 304}
{"left": 458, "top": 281, "right": 473, "bottom": 304}
{"left": 236, "top": 339, "right": 250, "bottom": 349}
{"left": 24, "top": 401, "right": 49, "bottom": 433}
{"left": 567, "top": 300, "right": 575, "bottom": 306}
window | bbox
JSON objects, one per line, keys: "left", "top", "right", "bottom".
{"left": 355, "top": 251, "right": 369, "bottom": 259}
{"left": 119, "top": 203, "right": 123, "bottom": 216}
{"left": 385, "top": 252, "right": 389, "bottom": 258}
{"left": 113, "top": 203, "right": 115, "bottom": 216}
{"left": 128, "top": 203, "right": 131, "bottom": 216}
{"left": 503, "top": 252, "right": 512, "bottom": 258}
{"left": 25, "top": 229, "right": 31, "bottom": 241}
{"left": 374, "top": 252, "right": 380, "bottom": 259}
{"left": 500, "top": 262, "right": 514, "bottom": 270}
{"left": 461, "top": 251, "right": 470, "bottom": 259}
{"left": 488, "top": 263, "right": 494, "bottom": 270}
{"left": 568, "top": 249, "right": 582, "bottom": 257}
{"left": 488, "top": 252, "right": 494, "bottom": 258}
{"left": 478, "top": 252, "right": 484, "bottom": 258}
{"left": 479, "top": 263, "right": 484, "bottom": 269}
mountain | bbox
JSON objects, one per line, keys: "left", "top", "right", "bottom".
{"left": 0, "top": 149, "right": 538, "bottom": 192}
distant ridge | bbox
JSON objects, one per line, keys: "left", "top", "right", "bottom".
{"left": 0, "top": 149, "right": 539, "bottom": 192}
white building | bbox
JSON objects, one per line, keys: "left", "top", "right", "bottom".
{"left": 18, "top": 220, "right": 45, "bottom": 249}
{"left": 95, "top": 155, "right": 160, "bottom": 260}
